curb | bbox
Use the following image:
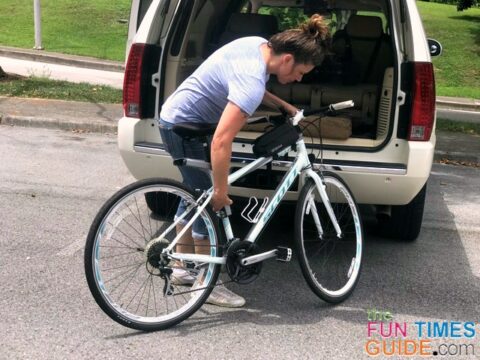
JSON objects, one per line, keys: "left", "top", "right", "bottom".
{"left": 436, "top": 108, "right": 480, "bottom": 124}
{"left": 0, "top": 46, "right": 124, "bottom": 73}
{"left": 436, "top": 97, "right": 480, "bottom": 112}
{"left": 434, "top": 149, "right": 479, "bottom": 164}
{"left": 0, "top": 114, "right": 118, "bottom": 134}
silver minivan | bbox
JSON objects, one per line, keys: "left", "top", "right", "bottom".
{"left": 118, "top": 0, "right": 441, "bottom": 241}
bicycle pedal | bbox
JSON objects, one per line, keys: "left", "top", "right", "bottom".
{"left": 276, "top": 247, "right": 292, "bottom": 262}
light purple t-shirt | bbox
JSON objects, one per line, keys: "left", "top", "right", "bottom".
{"left": 160, "top": 37, "right": 269, "bottom": 125}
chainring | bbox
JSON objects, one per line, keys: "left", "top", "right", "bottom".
{"left": 226, "top": 240, "right": 262, "bottom": 284}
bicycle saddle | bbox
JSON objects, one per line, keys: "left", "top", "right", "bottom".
{"left": 172, "top": 122, "right": 217, "bottom": 138}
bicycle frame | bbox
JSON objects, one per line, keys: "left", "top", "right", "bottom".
{"left": 162, "top": 135, "right": 343, "bottom": 266}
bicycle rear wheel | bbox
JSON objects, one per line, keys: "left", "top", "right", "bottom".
{"left": 84, "top": 178, "right": 221, "bottom": 331}
{"left": 295, "top": 172, "right": 363, "bottom": 303}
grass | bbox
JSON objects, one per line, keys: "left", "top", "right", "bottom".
{"left": 0, "top": 0, "right": 130, "bottom": 61}
{"left": 436, "top": 118, "right": 480, "bottom": 135}
{"left": 417, "top": 2, "right": 480, "bottom": 99}
{"left": 0, "top": 74, "right": 122, "bottom": 103}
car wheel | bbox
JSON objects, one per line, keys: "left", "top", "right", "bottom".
{"left": 376, "top": 184, "right": 427, "bottom": 242}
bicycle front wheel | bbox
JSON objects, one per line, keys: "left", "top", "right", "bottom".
{"left": 84, "top": 178, "right": 221, "bottom": 331}
{"left": 295, "top": 172, "right": 363, "bottom": 303}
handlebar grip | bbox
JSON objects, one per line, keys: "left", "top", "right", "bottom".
{"left": 330, "top": 100, "right": 354, "bottom": 111}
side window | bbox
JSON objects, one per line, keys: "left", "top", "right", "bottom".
{"left": 138, "top": 0, "right": 155, "bottom": 30}
{"left": 251, "top": 4, "right": 336, "bottom": 34}
{"left": 255, "top": 6, "right": 308, "bottom": 31}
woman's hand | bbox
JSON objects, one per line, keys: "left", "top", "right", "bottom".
{"left": 282, "top": 103, "right": 299, "bottom": 117}
{"left": 211, "top": 190, "right": 233, "bottom": 212}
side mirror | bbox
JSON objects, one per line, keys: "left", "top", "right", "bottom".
{"left": 428, "top": 39, "right": 442, "bottom": 57}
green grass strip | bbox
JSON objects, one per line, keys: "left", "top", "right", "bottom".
{"left": 436, "top": 118, "right": 480, "bottom": 135}
{"left": 0, "top": 0, "right": 130, "bottom": 61}
{"left": 0, "top": 76, "right": 122, "bottom": 103}
{"left": 418, "top": 2, "right": 480, "bottom": 99}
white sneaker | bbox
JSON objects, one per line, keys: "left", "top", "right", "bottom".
{"left": 206, "top": 284, "right": 246, "bottom": 308}
{"left": 170, "top": 267, "right": 196, "bottom": 286}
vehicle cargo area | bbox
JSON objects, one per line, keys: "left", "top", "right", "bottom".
{"left": 166, "top": 0, "right": 397, "bottom": 149}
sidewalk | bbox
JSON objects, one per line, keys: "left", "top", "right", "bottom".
{"left": 0, "top": 96, "right": 121, "bottom": 134}
{"left": 0, "top": 45, "right": 124, "bottom": 72}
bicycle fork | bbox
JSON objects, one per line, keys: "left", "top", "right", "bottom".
{"left": 305, "top": 169, "right": 343, "bottom": 239}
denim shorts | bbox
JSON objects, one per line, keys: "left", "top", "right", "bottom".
{"left": 159, "top": 119, "right": 212, "bottom": 240}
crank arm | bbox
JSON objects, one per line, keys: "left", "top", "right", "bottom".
{"left": 241, "top": 249, "right": 278, "bottom": 266}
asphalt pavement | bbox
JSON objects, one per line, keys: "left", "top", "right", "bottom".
{"left": 0, "top": 46, "right": 479, "bottom": 165}
{"left": 1, "top": 125, "right": 478, "bottom": 359}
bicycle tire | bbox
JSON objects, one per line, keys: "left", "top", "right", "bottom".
{"left": 294, "top": 172, "right": 363, "bottom": 303}
{"left": 84, "top": 178, "right": 221, "bottom": 331}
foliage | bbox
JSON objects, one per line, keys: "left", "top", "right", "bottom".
{"left": 419, "top": 0, "right": 478, "bottom": 11}
{"left": 457, "top": 0, "right": 477, "bottom": 11}
{"left": 258, "top": 7, "right": 308, "bottom": 31}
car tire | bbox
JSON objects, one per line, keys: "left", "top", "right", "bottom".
{"left": 145, "top": 190, "right": 180, "bottom": 221}
{"left": 376, "top": 184, "right": 427, "bottom": 242}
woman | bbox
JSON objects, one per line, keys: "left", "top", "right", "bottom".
{"left": 159, "top": 14, "right": 331, "bottom": 307}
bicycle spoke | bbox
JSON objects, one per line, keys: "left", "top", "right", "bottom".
{"left": 125, "top": 273, "right": 150, "bottom": 312}
{"left": 99, "top": 244, "right": 140, "bottom": 250}
{"left": 100, "top": 251, "right": 141, "bottom": 260}
{"left": 107, "top": 223, "right": 144, "bottom": 249}
{"left": 133, "top": 197, "right": 150, "bottom": 240}
{"left": 151, "top": 276, "right": 158, "bottom": 317}
{"left": 115, "top": 211, "right": 149, "bottom": 243}
{"left": 108, "top": 262, "right": 144, "bottom": 297}
{"left": 146, "top": 276, "right": 153, "bottom": 316}
{"left": 102, "top": 260, "right": 145, "bottom": 272}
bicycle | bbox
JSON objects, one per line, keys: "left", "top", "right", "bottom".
{"left": 84, "top": 100, "right": 363, "bottom": 331}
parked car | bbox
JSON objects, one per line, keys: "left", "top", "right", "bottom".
{"left": 118, "top": 0, "right": 441, "bottom": 241}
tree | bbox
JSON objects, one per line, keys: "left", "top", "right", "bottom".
{"left": 0, "top": 66, "right": 7, "bottom": 79}
{"left": 457, "top": 0, "right": 477, "bottom": 11}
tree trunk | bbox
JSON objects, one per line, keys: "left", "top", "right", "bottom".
{"left": 0, "top": 66, "right": 7, "bottom": 79}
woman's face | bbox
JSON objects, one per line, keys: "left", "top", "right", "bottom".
{"left": 276, "top": 54, "right": 314, "bottom": 84}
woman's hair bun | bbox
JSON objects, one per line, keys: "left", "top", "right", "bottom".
{"left": 268, "top": 13, "right": 331, "bottom": 65}
{"left": 299, "top": 14, "right": 330, "bottom": 42}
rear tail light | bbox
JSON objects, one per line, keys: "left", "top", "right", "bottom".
{"left": 408, "top": 62, "right": 436, "bottom": 141}
{"left": 123, "top": 43, "right": 146, "bottom": 118}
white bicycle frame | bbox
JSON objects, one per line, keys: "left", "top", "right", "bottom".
{"left": 160, "top": 100, "right": 354, "bottom": 265}
{"left": 160, "top": 134, "right": 344, "bottom": 266}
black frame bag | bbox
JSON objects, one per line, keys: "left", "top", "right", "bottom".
{"left": 252, "top": 122, "right": 300, "bottom": 158}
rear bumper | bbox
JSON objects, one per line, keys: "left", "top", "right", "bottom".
{"left": 118, "top": 118, "right": 435, "bottom": 205}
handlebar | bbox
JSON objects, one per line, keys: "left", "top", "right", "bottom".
{"left": 292, "top": 100, "right": 354, "bottom": 126}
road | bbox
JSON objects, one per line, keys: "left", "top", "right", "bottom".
{"left": 0, "top": 126, "right": 479, "bottom": 359}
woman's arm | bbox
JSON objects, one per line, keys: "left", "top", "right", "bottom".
{"left": 262, "top": 90, "right": 298, "bottom": 116}
{"left": 210, "top": 101, "right": 248, "bottom": 211}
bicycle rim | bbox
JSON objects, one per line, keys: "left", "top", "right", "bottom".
{"left": 295, "top": 173, "right": 362, "bottom": 303}
{"left": 85, "top": 179, "right": 220, "bottom": 331}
